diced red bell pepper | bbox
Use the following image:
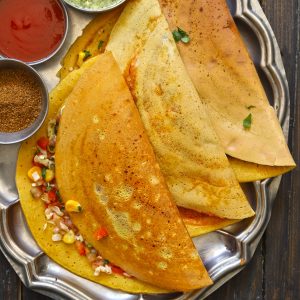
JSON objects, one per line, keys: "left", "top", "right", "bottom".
{"left": 47, "top": 190, "right": 57, "bottom": 202}
{"left": 94, "top": 227, "right": 108, "bottom": 240}
{"left": 37, "top": 137, "right": 49, "bottom": 150}
{"left": 75, "top": 241, "right": 86, "bottom": 256}
{"left": 111, "top": 266, "right": 124, "bottom": 275}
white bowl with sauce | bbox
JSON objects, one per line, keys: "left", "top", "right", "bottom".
{"left": 62, "top": 0, "right": 127, "bottom": 13}
{"left": 0, "top": 59, "right": 48, "bottom": 144}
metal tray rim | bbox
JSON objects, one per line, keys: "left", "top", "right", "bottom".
{"left": 0, "top": 0, "right": 291, "bottom": 299}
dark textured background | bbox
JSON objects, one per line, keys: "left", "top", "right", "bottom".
{"left": 1, "top": 0, "right": 299, "bottom": 299}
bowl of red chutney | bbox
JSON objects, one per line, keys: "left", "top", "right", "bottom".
{"left": 0, "top": 0, "right": 68, "bottom": 65}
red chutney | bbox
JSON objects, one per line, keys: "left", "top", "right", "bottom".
{"left": 0, "top": 0, "right": 66, "bottom": 62}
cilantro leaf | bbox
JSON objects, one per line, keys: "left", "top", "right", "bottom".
{"left": 243, "top": 113, "right": 252, "bottom": 129}
{"left": 42, "top": 167, "right": 46, "bottom": 179}
{"left": 172, "top": 27, "right": 190, "bottom": 44}
{"left": 98, "top": 40, "right": 104, "bottom": 49}
{"left": 181, "top": 35, "right": 190, "bottom": 44}
{"left": 83, "top": 50, "right": 91, "bottom": 61}
{"left": 56, "top": 190, "right": 63, "bottom": 203}
{"left": 172, "top": 30, "right": 182, "bottom": 42}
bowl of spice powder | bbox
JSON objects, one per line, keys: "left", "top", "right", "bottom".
{"left": 0, "top": 59, "right": 48, "bottom": 144}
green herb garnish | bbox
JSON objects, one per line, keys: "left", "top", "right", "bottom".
{"left": 46, "top": 184, "right": 52, "bottom": 192}
{"left": 83, "top": 50, "right": 91, "bottom": 61}
{"left": 181, "top": 35, "right": 190, "bottom": 43}
{"left": 56, "top": 190, "right": 63, "bottom": 203}
{"left": 246, "top": 105, "right": 256, "bottom": 110}
{"left": 98, "top": 40, "right": 104, "bottom": 49}
{"left": 172, "top": 30, "right": 182, "bottom": 42}
{"left": 172, "top": 27, "right": 190, "bottom": 44}
{"left": 243, "top": 113, "right": 252, "bottom": 129}
{"left": 102, "top": 259, "right": 110, "bottom": 266}
{"left": 42, "top": 167, "right": 47, "bottom": 179}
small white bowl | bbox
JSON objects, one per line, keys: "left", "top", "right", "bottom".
{"left": 63, "top": 0, "right": 127, "bottom": 13}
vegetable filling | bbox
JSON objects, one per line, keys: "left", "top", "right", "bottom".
{"left": 28, "top": 116, "right": 131, "bottom": 278}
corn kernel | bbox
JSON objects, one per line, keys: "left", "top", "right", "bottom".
{"left": 63, "top": 230, "right": 75, "bottom": 244}
{"left": 65, "top": 200, "right": 82, "bottom": 213}
{"left": 28, "top": 166, "right": 42, "bottom": 182}
{"left": 45, "top": 169, "right": 55, "bottom": 182}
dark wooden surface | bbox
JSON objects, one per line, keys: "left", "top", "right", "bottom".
{"left": 0, "top": 0, "right": 299, "bottom": 299}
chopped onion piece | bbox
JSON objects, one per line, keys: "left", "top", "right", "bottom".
{"left": 52, "top": 233, "right": 62, "bottom": 242}
{"left": 30, "top": 187, "right": 43, "bottom": 199}
{"left": 53, "top": 227, "right": 60, "bottom": 234}
{"left": 41, "top": 194, "right": 50, "bottom": 204}
{"left": 34, "top": 155, "right": 50, "bottom": 167}
{"left": 86, "top": 252, "right": 97, "bottom": 263}
{"left": 59, "top": 222, "right": 69, "bottom": 232}
{"left": 45, "top": 208, "right": 54, "bottom": 220}
{"left": 94, "top": 265, "right": 112, "bottom": 276}
{"left": 37, "top": 147, "right": 48, "bottom": 157}
{"left": 42, "top": 223, "right": 48, "bottom": 231}
{"left": 75, "top": 235, "right": 84, "bottom": 242}
{"left": 52, "top": 206, "right": 64, "bottom": 216}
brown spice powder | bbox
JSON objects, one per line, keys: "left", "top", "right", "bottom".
{"left": 0, "top": 68, "right": 42, "bottom": 132}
